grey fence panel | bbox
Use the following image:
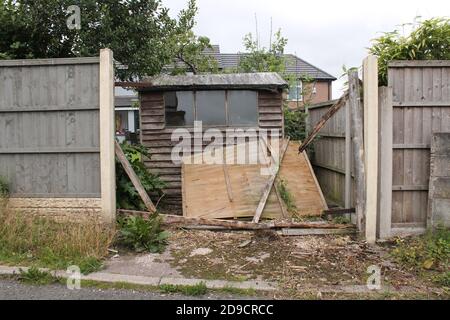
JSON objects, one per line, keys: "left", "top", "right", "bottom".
{"left": 388, "top": 61, "right": 450, "bottom": 230}
{"left": 0, "top": 58, "right": 101, "bottom": 198}
{"left": 307, "top": 100, "right": 355, "bottom": 208}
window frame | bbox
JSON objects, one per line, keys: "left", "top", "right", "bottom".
{"left": 287, "top": 80, "right": 303, "bottom": 102}
{"left": 164, "top": 90, "right": 260, "bottom": 128}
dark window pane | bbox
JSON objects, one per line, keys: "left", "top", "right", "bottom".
{"left": 228, "top": 91, "right": 258, "bottom": 125}
{"left": 196, "top": 91, "right": 226, "bottom": 125}
{"left": 165, "top": 92, "right": 194, "bottom": 126}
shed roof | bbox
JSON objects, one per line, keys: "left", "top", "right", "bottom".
{"left": 131, "top": 72, "right": 288, "bottom": 92}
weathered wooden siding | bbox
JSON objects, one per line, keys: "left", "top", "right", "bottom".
{"left": 0, "top": 58, "right": 101, "bottom": 199}
{"left": 307, "top": 100, "right": 355, "bottom": 207}
{"left": 388, "top": 61, "right": 450, "bottom": 230}
{"left": 140, "top": 90, "right": 284, "bottom": 206}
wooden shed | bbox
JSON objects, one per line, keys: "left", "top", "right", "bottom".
{"left": 132, "top": 73, "right": 288, "bottom": 208}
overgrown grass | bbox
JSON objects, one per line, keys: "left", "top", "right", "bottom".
{"left": 159, "top": 282, "right": 208, "bottom": 296}
{"left": 0, "top": 202, "right": 116, "bottom": 274}
{"left": 17, "top": 266, "right": 59, "bottom": 285}
{"left": 391, "top": 227, "right": 449, "bottom": 287}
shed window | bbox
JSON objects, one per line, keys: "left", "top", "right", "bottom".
{"left": 196, "top": 91, "right": 226, "bottom": 125}
{"left": 228, "top": 91, "right": 258, "bottom": 125}
{"left": 164, "top": 92, "right": 194, "bottom": 126}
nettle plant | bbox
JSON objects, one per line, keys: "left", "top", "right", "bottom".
{"left": 370, "top": 17, "right": 450, "bottom": 86}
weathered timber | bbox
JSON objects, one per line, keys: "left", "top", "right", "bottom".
{"left": 117, "top": 209, "right": 354, "bottom": 230}
{"left": 298, "top": 92, "right": 349, "bottom": 153}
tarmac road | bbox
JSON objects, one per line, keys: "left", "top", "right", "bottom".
{"left": 0, "top": 279, "right": 255, "bottom": 300}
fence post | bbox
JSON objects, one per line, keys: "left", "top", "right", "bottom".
{"left": 363, "top": 55, "right": 379, "bottom": 244}
{"left": 99, "top": 48, "right": 116, "bottom": 223}
{"left": 348, "top": 70, "right": 366, "bottom": 234}
{"left": 378, "top": 86, "right": 393, "bottom": 239}
{"left": 345, "top": 100, "right": 352, "bottom": 209}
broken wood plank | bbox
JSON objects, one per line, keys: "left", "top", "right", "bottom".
{"left": 117, "top": 209, "right": 354, "bottom": 230}
{"left": 222, "top": 162, "right": 234, "bottom": 202}
{"left": 298, "top": 92, "right": 349, "bottom": 153}
{"left": 115, "top": 141, "right": 157, "bottom": 214}
{"left": 253, "top": 139, "right": 290, "bottom": 223}
{"left": 281, "top": 228, "right": 356, "bottom": 236}
{"left": 323, "top": 208, "right": 356, "bottom": 215}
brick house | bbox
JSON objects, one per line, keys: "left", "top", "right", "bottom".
{"left": 202, "top": 46, "right": 337, "bottom": 109}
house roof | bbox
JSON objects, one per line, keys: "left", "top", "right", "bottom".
{"left": 162, "top": 46, "right": 336, "bottom": 81}
{"left": 215, "top": 53, "right": 336, "bottom": 80}
{"left": 130, "top": 72, "right": 288, "bottom": 92}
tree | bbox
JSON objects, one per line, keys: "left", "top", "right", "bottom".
{"left": 370, "top": 17, "right": 450, "bottom": 86}
{"left": 0, "top": 0, "right": 211, "bottom": 79}
{"left": 237, "top": 29, "right": 288, "bottom": 76}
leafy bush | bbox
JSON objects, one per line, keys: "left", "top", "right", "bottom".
{"left": 117, "top": 215, "right": 169, "bottom": 253}
{"left": 370, "top": 17, "right": 450, "bottom": 86}
{"left": 116, "top": 143, "right": 166, "bottom": 210}
{"left": 284, "top": 107, "right": 307, "bottom": 141}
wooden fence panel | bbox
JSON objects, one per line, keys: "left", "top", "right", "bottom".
{"left": 307, "top": 100, "right": 355, "bottom": 208}
{"left": 388, "top": 61, "right": 450, "bottom": 233}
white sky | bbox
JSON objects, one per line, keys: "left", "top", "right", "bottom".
{"left": 162, "top": 0, "right": 449, "bottom": 98}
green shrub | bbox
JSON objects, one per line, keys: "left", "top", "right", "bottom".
{"left": 116, "top": 143, "right": 166, "bottom": 210}
{"left": 284, "top": 107, "right": 307, "bottom": 141}
{"left": 278, "top": 179, "right": 297, "bottom": 213}
{"left": 117, "top": 215, "right": 169, "bottom": 253}
{"left": 370, "top": 17, "right": 450, "bottom": 86}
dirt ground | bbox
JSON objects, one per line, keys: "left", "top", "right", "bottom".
{"left": 164, "top": 228, "right": 448, "bottom": 299}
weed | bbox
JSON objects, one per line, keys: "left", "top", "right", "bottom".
{"left": 278, "top": 179, "right": 297, "bottom": 213}
{"left": 391, "top": 227, "right": 449, "bottom": 287}
{"left": 159, "top": 282, "right": 208, "bottom": 296}
{"left": 117, "top": 215, "right": 169, "bottom": 253}
{"left": 0, "top": 175, "right": 8, "bottom": 198}
{"left": 17, "top": 267, "right": 58, "bottom": 285}
{"left": 331, "top": 215, "right": 351, "bottom": 225}
{"left": 219, "top": 286, "right": 257, "bottom": 296}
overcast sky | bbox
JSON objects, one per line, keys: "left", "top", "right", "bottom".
{"left": 162, "top": 0, "right": 449, "bottom": 98}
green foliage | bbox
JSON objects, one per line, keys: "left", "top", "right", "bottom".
{"left": 278, "top": 179, "right": 297, "bottom": 213}
{"left": 283, "top": 107, "right": 307, "bottom": 141}
{"left": 369, "top": 17, "right": 450, "bottom": 86}
{"left": 331, "top": 215, "right": 351, "bottom": 225}
{"left": 117, "top": 215, "right": 169, "bottom": 253}
{"left": 18, "top": 266, "right": 58, "bottom": 285}
{"left": 159, "top": 282, "right": 207, "bottom": 296}
{"left": 0, "top": 0, "right": 209, "bottom": 79}
{"left": 116, "top": 143, "right": 165, "bottom": 210}
{"left": 237, "top": 30, "right": 288, "bottom": 75}
{"left": 0, "top": 175, "right": 8, "bottom": 198}
{"left": 391, "top": 227, "right": 449, "bottom": 286}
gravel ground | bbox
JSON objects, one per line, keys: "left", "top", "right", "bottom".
{"left": 0, "top": 279, "right": 255, "bottom": 300}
